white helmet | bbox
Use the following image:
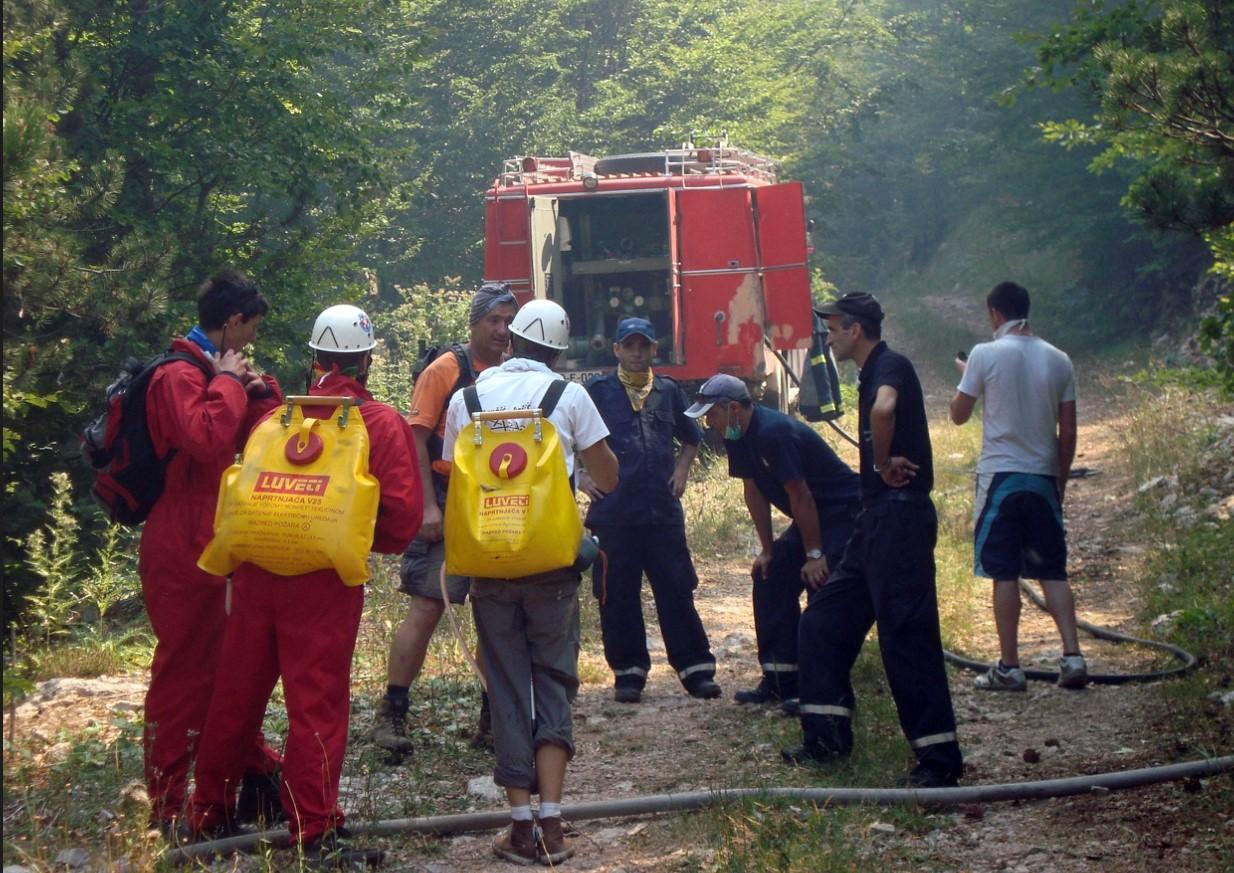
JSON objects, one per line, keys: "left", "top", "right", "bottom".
{"left": 510, "top": 299, "right": 570, "bottom": 350}
{"left": 308, "top": 304, "right": 376, "bottom": 352}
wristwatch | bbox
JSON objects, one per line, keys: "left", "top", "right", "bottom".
{"left": 805, "top": 548, "right": 823, "bottom": 561}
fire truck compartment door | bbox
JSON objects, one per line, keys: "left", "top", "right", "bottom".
{"left": 484, "top": 194, "right": 532, "bottom": 303}
{"left": 754, "top": 182, "right": 812, "bottom": 350}
{"left": 529, "top": 197, "right": 562, "bottom": 300}
{"left": 676, "top": 188, "right": 764, "bottom": 373}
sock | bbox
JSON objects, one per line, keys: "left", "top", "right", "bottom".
{"left": 538, "top": 801, "right": 561, "bottom": 820}
{"left": 1062, "top": 651, "right": 1082, "bottom": 658}
{"left": 997, "top": 660, "right": 1019, "bottom": 670}
{"left": 386, "top": 685, "right": 410, "bottom": 713}
{"left": 510, "top": 805, "right": 533, "bottom": 822}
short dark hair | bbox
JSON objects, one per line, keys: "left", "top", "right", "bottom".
{"left": 511, "top": 334, "right": 560, "bottom": 366}
{"left": 987, "top": 281, "right": 1030, "bottom": 320}
{"left": 840, "top": 313, "right": 881, "bottom": 340}
{"left": 197, "top": 267, "right": 269, "bottom": 330}
{"left": 313, "top": 349, "right": 369, "bottom": 372}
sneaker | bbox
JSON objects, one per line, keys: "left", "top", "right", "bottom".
{"left": 780, "top": 738, "right": 848, "bottom": 766}
{"left": 493, "top": 819, "right": 537, "bottom": 866}
{"left": 780, "top": 697, "right": 800, "bottom": 717}
{"left": 1057, "top": 654, "right": 1088, "bottom": 689}
{"left": 734, "top": 679, "right": 781, "bottom": 705}
{"left": 974, "top": 662, "right": 1027, "bottom": 692}
{"left": 686, "top": 679, "right": 722, "bottom": 700}
{"left": 235, "top": 771, "right": 284, "bottom": 826}
{"left": 302, "top": 828, "right": 384, "bottom": 869}
{"left": 613, "top": 686, "right": 642, "bottom": 704}
{"left": 470, "top": 693, "right": 494, "bottom": 750}
{"left": 368, "top": 697, "right": 414, "bottom": 758}
{"left": 536, "top": 816, "right": 575, "bottom": 866}
{"left": 903, "top": 764, "right": 960, "bottom": 788}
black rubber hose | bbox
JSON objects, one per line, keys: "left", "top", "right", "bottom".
{"left": 944, "top": 579, "right": 1198, "bottom": 684}
{"left": 165, "top": 756, "right": 1233, "bottom": 863}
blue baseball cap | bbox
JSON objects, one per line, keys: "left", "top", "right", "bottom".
{"left": 684, "top": 373, "right": 751, "bottom": 418}
{"left": 614, "top": 317, "right": 656, "bottom": 342}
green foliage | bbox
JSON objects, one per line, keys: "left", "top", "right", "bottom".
{"left": 1197, "top": 279, "right": 1233, "bottom": 394}
{"left": 22, "top": 473, "right": 81, "bottom": 647}
{"left": 2, "top": 0, "right": 422, "bottom": 625}
{"left": 1034, "top": 0, "right": 1234, "bottom": 382}
{"left": 77, "top": 524, "right": 140, "bottom": 639}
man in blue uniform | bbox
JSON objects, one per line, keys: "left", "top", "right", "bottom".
{"left": 779, "top": 292, "right": 963, "bottom": 789}
{"left": 685, "top": 373, "right": 859, "bottom": 714}
{"left": 581, "top": 317, "right": 720, "bottom": 703}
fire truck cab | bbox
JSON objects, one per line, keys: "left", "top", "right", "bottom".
{"left": 483, "top": 144, "right": 814, "bottom": 407}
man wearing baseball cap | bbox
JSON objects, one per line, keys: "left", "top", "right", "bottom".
{"left": 686, "top": 371, "right": 859, "bottom": 714}
{"left": 579, "top": 317, "right": 720, "bottom": 704}
{"left": 781, "top": 291, "right": 963, "bottom": 788}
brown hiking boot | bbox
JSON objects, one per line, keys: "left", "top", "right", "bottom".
{"left": 536, "top": 816, "right": 575, "bottom": 865}
{"left": 368, "top": 697, "right": 413, "bottom": 759}
{"left": 493, "top": 819, "right": 537, "bottom": 866}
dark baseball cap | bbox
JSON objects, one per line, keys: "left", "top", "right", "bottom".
{"left": 615, "top": 316, "right": 656, "bottom": 342}
{"left": 684, "top": 373, "right": 751, "bottom": 418}
{"left": 814, "top": 292, "right": 884, "bottom": 324}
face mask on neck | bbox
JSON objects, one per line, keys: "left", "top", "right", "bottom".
{"left": 723, "top": 407, "right": 742, "bottom": 441}
{"left": 993, "top": 318, "right": 1028, "bottom": 339}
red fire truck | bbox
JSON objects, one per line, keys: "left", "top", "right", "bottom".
{"left": 482, "top": 143, "right": 814, "bottom": 408}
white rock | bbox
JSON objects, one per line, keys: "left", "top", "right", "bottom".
{"left": 1151, "top": 610, "right": 1185, "bottom": 629}
{"left": 1160, "top": 492, "right": 1178, "bottom": 510}
{"left": 869, "top": 821, "right": 896, "bottom": 835}
{"left": 1138, "top": 475, "right": 1176, "bottom": 494}
{"left": 53, "top": 848, "right": 90, "bottom": 869}
{"left": 466, "top": 775, "right": 505, "bottom": 802}
{"left": 4, "top": 866, "right": 35, "bottom": 873}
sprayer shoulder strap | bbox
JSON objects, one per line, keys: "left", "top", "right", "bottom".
{"left": 462, "top": 379, "right": 568, "bottom": 420}
{"left": 539, "top": 379, "right": 567, "bottom": 417}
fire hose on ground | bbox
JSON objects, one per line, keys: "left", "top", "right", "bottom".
{"left": 944, "top": 579, "right": 1198, "bottom": 683}
{"left": 169, "top": 580, "right": 1221, "bottom": 864}
{"left": 166, "top": 756, "right": 1233, "bottom": 863}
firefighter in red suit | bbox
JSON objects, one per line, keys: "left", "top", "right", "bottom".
{"left": 140, "top": 268, "right": 284, "bottom": 833}
{"left": 188, "top": 304, "right": 422, "bottom": 867}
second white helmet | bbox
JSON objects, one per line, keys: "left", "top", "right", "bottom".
{"left": 308, "top": 304, "right": 376, "bottom": 352}
{"left": 510, "top": 299, "right": 570, "bottom": 350}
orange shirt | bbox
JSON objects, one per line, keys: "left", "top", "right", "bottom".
{"left": 407, "top": 348, "right": 493, "bottom": 476}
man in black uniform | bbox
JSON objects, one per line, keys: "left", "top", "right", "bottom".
{"left": 685, "top": 374, "right": 859, "bottom": 713}
{"left": 780, "top": 292, "right": 963, "bottom": 788}
{"left": 581, "top": 317, "right": 721, "bottom": 704}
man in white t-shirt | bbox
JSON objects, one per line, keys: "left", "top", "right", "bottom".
{"left": 443, "top": 299, "right": 618, "bottom": 867}
{"left": 950, "top": 281, "right": 1086, "bottom": 692}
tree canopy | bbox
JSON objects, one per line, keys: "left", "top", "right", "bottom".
{"left": 3, "top": 0, "right": 1230, "bottom": 624}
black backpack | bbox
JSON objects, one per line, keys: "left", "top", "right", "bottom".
{"left": 81, "top": 351, "right": 215, "bottom": 525}
{"left": 413, "top": 341, "right": 475, "bottom": 464}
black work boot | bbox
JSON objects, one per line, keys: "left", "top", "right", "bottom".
{"left": 302, "top": 827, "right": 384, "bottom": 869}
{"left": 235, "top": 771, "right": 284, "bottom": 826}
{"left": 780, "top": 736, "right": 849, "bottom": 766}
{"left": 734, "top": 678, "right": 779, "bottom": 705}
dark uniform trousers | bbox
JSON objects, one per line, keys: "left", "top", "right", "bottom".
{"left": 755, "top": 511, "right": 854, "bottom": 701}
{"left": 590, "top": 524, "right": 715, "bottom": 691}
{"left": 798, "top": 496, "right": 963, "bottom": 776}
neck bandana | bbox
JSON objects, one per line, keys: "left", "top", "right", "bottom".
{"left": 993, "top": 318, "right": 1028, "bottom": 339}
{"left": 186, "top": 325, "right": 217, "bottom": 356}
{"left": 618, "top": 365, "right": 653, "bottom": 411}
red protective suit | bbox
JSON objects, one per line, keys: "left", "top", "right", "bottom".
{"left": 139, "top": 338, "right": 283, "bottom": 825}
{"left": 189, "top": 370, "right": 422, "bottom": 844}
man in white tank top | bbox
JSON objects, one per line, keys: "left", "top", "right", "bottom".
{"left": 950, "top": 281, "right": 1087, "bottom": 693}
